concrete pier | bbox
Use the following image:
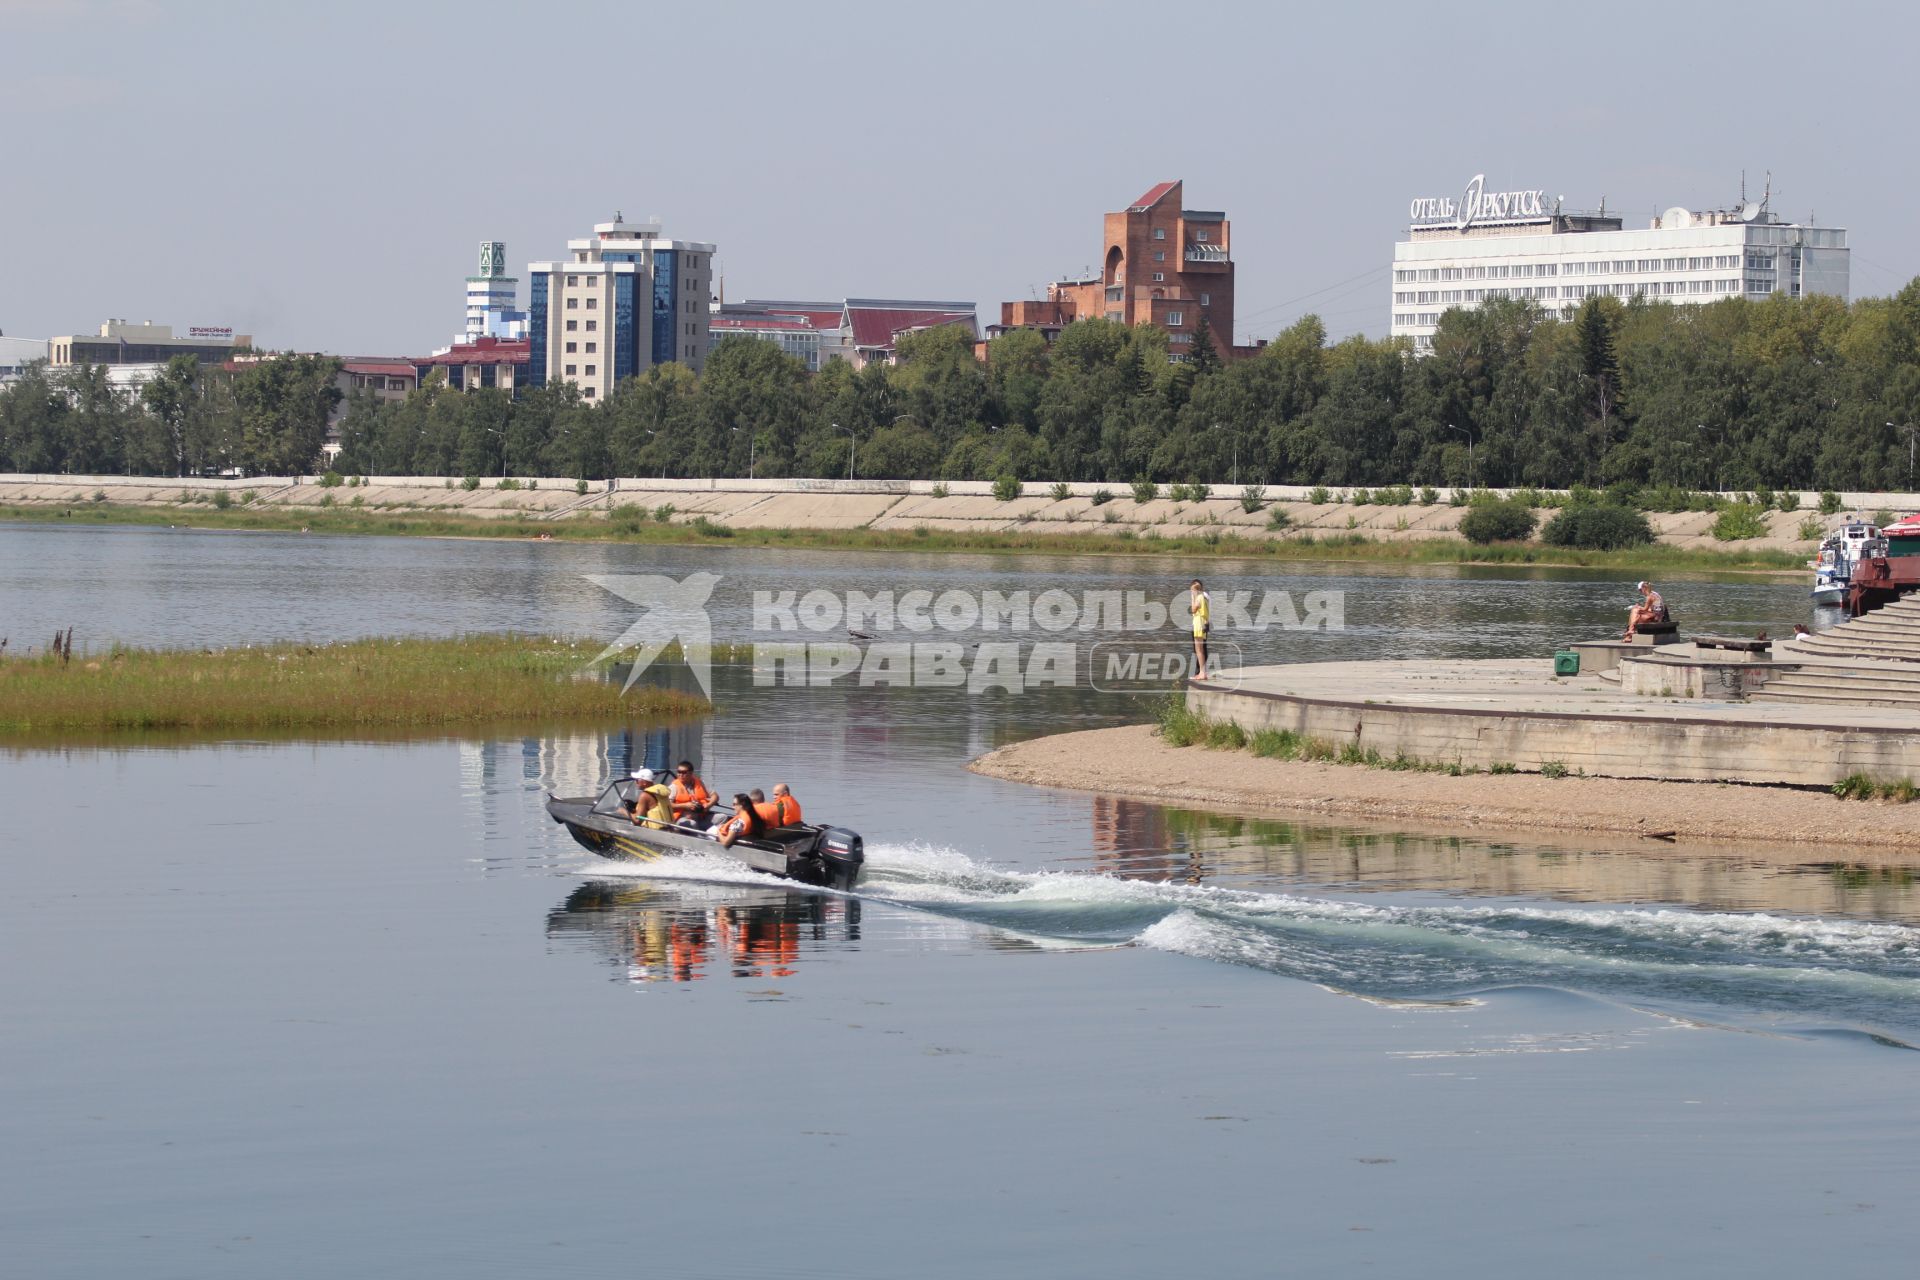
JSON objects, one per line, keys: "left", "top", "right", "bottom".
{"left": 1186, "top": 658, "right": 1920, "bottom": 787}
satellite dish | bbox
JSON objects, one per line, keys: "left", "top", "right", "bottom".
{"left": 1663, "top": 206, "right": 1693, "bottom": 229}
{"left": 1739, "top": 201, "right": 1763, "bottom": 223}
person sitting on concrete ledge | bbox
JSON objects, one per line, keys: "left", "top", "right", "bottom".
{"left": 1624, "top": 581, "right": 1669, "bottom": 641}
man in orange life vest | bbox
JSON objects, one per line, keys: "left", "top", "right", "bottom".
{"left": 669, "top": 760, "right": 716, "bottom": 829}
{"left": 749, "top": 785, "right": 804, "bottom": 828}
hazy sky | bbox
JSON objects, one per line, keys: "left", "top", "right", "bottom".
{"left": 2, "top": 0, "right": 1911, "bottom": 355}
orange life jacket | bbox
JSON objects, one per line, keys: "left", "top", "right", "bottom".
{"left": 752, "top": 800, "right": 782, "bottom": 825}
{"left": 774, "top": 794, "right": 803, "bottom": 826}
{"left": 670, "top": 775, "right": 714, "bottom": 813}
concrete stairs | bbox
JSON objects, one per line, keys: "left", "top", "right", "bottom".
{"left": 1755, "top": 598, "right": 1920, "bottom": 707}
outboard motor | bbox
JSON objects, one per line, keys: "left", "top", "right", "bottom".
{"left": 815, "top": 827, "right": 864, "bottom": 891}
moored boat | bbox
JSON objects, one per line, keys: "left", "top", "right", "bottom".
{"left": 1810, "top": 519, "right": 1882, "bottom": 606}
{"left": 546, "top": 776, "right": 865, "bottom": 891}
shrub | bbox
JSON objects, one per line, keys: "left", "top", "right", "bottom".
{"left": 319, "top": 471, "right": 344, "bottom": 488}
{"left": 1776, "top": 490, "right": 1799, "bottom": 513}
{"left": 526, "top": 479, "right": 537, "bottom": 491}
{"left": 1449, "top": 488, "right": 1470, "bottom": 507}
{"left": 1419, "top": 486, "right": 1439, "bottom": 506}
{"left": 91, "top": 489, "right": 106, "bottom": 503}
{"left": 1875, "top": 508, "right": 1896, "bottom": 527}
{"left": 240, "top": 489, "right": 256, "bottom": 504}
{"left": 1205, "top": 721, "right": 1248, "bottom": 750}
{"left": 212, "top": 489, "right": 232, "bottom": 510}
{"left": 1250, "top": 728, "right": 1301, "bottom": 759}
{"left": 1349, "top": 487, "right": 1372, "bottom": 506}
{"left": 1239, "top": 484, "right": 1266, "bottom": 513}
{"left": 1711, "top": 502, "right": 1770, "bottom": 541}
{"left": 1167, "top": 482, "right": 1191, "bottom": 502}
{"left": 317, "top": 493, "right": 334, "bottom": 507}
{"left": 1819, "top": 490, "right": 1844, "bottom": 515}
{"left": 992, "top": 474, "right": 1023, "bottom": 502}
{"left": 1832, "top": 773, "right": 1877, "bottom": 801}
{"left": 1187, "top": 481, "right": 1211, "bottom": 503}
{"left": 497, "top": 477, "right": 521, "bottom": 491}
{"left": 1345, "top": 515, "right": 1358, "bottom": 529}
{"left": 1049, "top": 481, "right": 1071, "bottom": 501}
{"left": 574, "top": 479, "right": 588, "bottom": 496}
{"left": 1377, "top": 484, "right": 1413, "bottom": 506}
{"left": 1510, "top": 487, "right": 1545, "bottom": 509}
{"left": 1090, "top": 488, "right": 1114, "bottom": 506}
{"left": 1308, "top": 485, "right": 1330, "bottom": 505}
{"left": 1102, "top": 508, "right": 1119, "bottom": 524}
{"left": 1157, "top": 694, "right": 1208, "bottom": 747}
{"left": 1540, "top": 504, "right": 1654, "bottom": 550}
{"left": 690, "top": 515, "right": 734, "bottom": 538}
{"left": 461, "top": 475, "right": 481, "bottom": 491}
{"left": 1797, "top": 515, "right": 1823, "bottom": 540}
{"left": 349, "top": 494, "right": 364, "bottom": 507}
{"left": 610, "top": 503, "right": 647, "bottom": 531}
{"left": 653, "top": 503, "right": 676, "bottom": 523}
{"left": 1541, "top": 760, "right": 1570, "bottom": 779}
{"left": 1886, "top": 779, "right": 1919, "bottom": 804}
{"left": 1131, "top": 478, "right": 1159, "bottom": 503}
{"left": 1753, "top": 485, "right": 1775, "bottom": 511}
{"left": 1457, "top": 498, "right": 1537, "bottom": 543}
{"left": 1489, "top": 761, "right": 1518, "bottom": 775}
{"left": 930, "top": 482, "right": 950, "bottom": 498}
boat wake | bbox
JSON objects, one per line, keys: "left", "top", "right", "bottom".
{"left": 580, "top": 840, "right": 1920, "bottom": 1038}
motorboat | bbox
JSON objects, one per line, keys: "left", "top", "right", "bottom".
{"left": 545, "top": 777, "right": 865, "bottom": 891}
{"left": 1810, "top": 519, "right": 1883, "bottom": 606}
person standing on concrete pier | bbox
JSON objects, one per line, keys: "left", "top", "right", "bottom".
{"left": 1189, "top": 579, "right": 1212, "bottom": 680}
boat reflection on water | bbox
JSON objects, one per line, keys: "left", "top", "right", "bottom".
{"left": 547, "top": 880, "right": 861, "bottom": 984}
{"left": 1085, "top": 796, "right": 1920, "bottom": 924}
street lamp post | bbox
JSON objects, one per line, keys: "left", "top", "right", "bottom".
{"left": 1444, "top": 422, "right": 1473, "bottom": 490}
{"left": 1888, "top": 422, "right": 1917, "bottom": 491}
{"left": 833, "top": 421, "right": 855, "bottom": 480}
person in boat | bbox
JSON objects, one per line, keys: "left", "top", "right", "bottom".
{"left": 1624, "top": 581, "right": 1669, "bottom": 641}
{"left": 669, "top": 760, "right": 716, "bottom": 829}
{"left": 749, "top": 788, "right": 779, "bottom": 825}
{"left": 716, "top": 792, "right": 766, "bottom": 848}
{"left": 626, "top": 768, "right": 674, "bottom": 830}
{"left": 771, "top": 782, "right": 803, "bottom": 827}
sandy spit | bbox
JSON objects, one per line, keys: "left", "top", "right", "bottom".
{"left": 969, "top": 723, "right": 1920, "bottom": 860}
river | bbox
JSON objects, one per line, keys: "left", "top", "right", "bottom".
{"left": 2, "top": 523, "right": 1914, "bottom": 1278}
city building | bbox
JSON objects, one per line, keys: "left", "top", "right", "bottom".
{"left": 526, "top": 215, "right": 715, "bottom": 400}
{"left": 989, "top": 180, "right": 1238, "bottom": 359}
{"left": 1391, "top": 174, "right": 1850, "bottom": 351}
{"left": 412, "top": 336, "right": 531, "bottom": 396}
{"left": 710, "top": 299, "right": 977, "bottom": 370}
{"left": 323, "top": 358, "right": 419, "bottom": 462}
{"left": 0, "top": 334, "right": 47, "bottom": 385}
{"left": 45, "top": 320, "right": 250, "bottom": 392}
{"left": 461, "top": 241, "right": 527, "bottom": 346}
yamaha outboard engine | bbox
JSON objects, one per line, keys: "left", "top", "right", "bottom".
{"left": 815, "top": 827, "right": 864, "bottom": 891}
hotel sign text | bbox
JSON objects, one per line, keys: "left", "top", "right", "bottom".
{"left": 1409, "top": 174, "right": 1547, "bottom": 229}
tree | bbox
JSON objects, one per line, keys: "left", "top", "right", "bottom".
{"left": 1188, "top": 313, "right": 1221, "bottom": 374}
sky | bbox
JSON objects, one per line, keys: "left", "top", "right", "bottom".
{"left": 2, "top": 0, "right": 1913, "bottom": 356}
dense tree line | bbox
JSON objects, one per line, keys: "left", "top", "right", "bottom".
{"left": 0, "top": 353, "right": 341, "bottom": 477}
{"left": 9, "top": 286, "right": 1920, "bottom": 490}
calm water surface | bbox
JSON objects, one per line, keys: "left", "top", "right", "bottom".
{"left": 2, "top": 524, "right": 1915, "bottom": 1278}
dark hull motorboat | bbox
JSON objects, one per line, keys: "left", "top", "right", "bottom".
{"left": 546, "top": 781, "right": 865, "bottom": 891}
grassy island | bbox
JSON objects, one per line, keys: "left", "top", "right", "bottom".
{"left": 0, "top": 633, "right": 706, "bottom": 740}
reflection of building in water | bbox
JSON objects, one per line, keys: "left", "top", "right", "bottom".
{"left": 546, "top": 881, "right": 860, "bottom": 983}
{"left": 461, "top": 720, "right": 710, "bottom": 801}
{"left": 1090, "top": 795, "right": 1187, "bottom": 878}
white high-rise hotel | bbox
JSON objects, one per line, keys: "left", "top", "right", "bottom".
{"left": 1391, "top": 174, "right": 1849, "bottom": 351}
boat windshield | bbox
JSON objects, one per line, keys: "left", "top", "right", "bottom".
{"left": 591, "top": 779, "right": 643, "bottom": 817}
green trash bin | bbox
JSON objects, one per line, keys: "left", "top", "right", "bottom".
{"left": 1553, "top": 650, "right": 1580, "bottom": 676}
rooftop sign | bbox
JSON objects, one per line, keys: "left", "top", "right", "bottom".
{"left": 1410, "top": 174, "right": 1548, "bottom": 230}
{"left": 187, "top": 326, "right": 234, "bottom": 340}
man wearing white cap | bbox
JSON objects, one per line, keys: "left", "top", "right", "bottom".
{"left": 627, "top": 767, "right": 673, "bottom": 829}
{"left": 1624, "top": 581, "right": 1667, "bottom": 641}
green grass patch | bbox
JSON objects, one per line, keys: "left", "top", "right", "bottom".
{"left": 0, "top": 634, "right": 708, "bottom": 740}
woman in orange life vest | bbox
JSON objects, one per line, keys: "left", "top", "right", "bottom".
{"left": 668, "top": 760, "right": 716, "bottom": 829}
{"left": 716, "top": 793, "right": 766, "bottom": 849}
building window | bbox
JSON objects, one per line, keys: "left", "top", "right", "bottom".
{"left": 583, "top": 386, "right": 595, "bottom": 398}
{"left": 567, "top": 275, "right": 578, "bottom": 286}
{"left": 1167, "top": 311, "right": 1184, "bottom": 326}
{"left": 1154, "top": 250, "right": 1165, "bottom": 262}
{"left": 1196, "top": 230, "right": 1208, "bottom": 242}
{"left": 1153, "top": 272, "right": 1165, "bottom": 282}
{"left": 565, "top": 342, "right": 577, "bottom": 353}
{"left": 585, "top": 320, "right": 597, "bottom": 332}
{"left": 586, "top": 297, "right": 597, "bottom": 309}
{"left": 1200, "top": 292, "right": 1211, "bottom": 305}
{"left": 566, "top": 319, "right": 577, "bottom": 331}
{"left": 566, "top": 298, "right": 578, "bottom": 310}
{"left": 1153, "top": 228, "right": 1165, "bottom": 240}
{"left": 584, "top": 365, "right": 595, "bottom": 376}
{"left": 585, "top": 341, "right": 596, "bottom": 353}
{"left": 565, "top": 364, "right": 576, "bottom": 375}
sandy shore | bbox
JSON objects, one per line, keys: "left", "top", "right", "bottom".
{"left": 970, "top": 723, "right": 1920, "bottom": 858}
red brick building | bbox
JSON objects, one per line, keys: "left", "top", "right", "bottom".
{"left": 992, "top": 180, "right": 1236, "bottom": 359}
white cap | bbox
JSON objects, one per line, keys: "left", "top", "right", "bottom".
{"left": 1636, "top": 581, "right": 1650, "bottom": 591}
{"left": 630, "top": 768, "right": 655, "bottom": 782}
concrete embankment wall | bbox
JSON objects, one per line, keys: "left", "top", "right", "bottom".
{"left": 1185, "top": 680, "right": 1920, "bottom": 787}
{"left": 4, "top": 473, "right": 1918, "bottom": 551}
